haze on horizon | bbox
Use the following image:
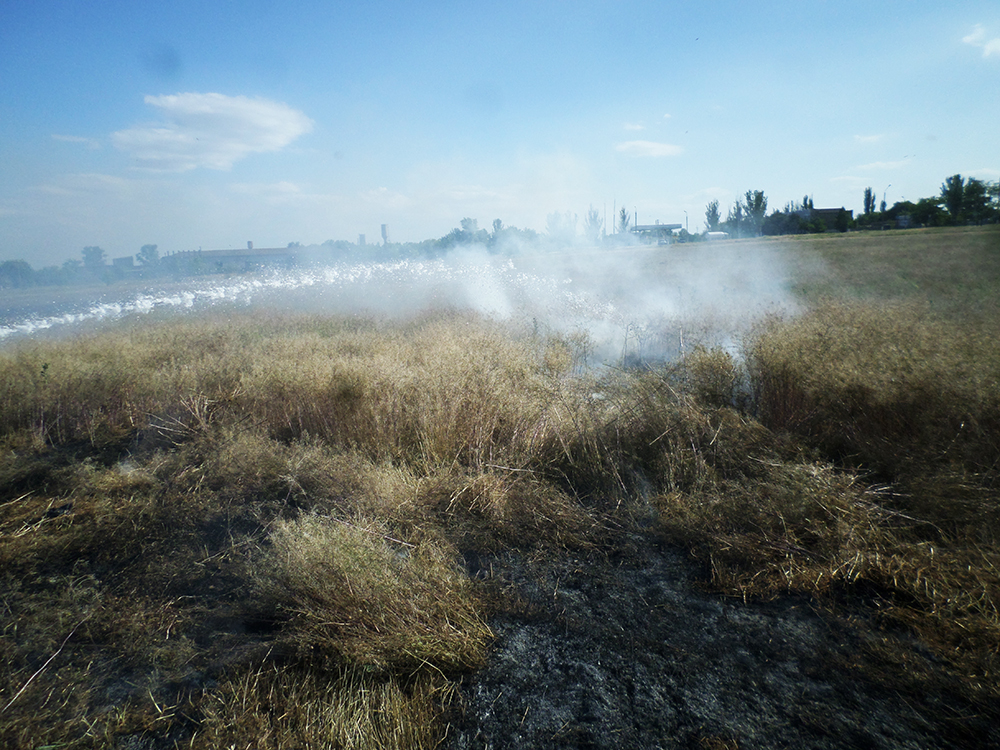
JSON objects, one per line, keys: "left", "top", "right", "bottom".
{"left": 1, "top": 0, "right": 998, "bottom": 268}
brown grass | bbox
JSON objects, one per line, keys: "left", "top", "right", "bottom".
{"left": 1, "top": 227, "right": 999, "bottom": 744}
{"left": 259, "top": 514, "right": 493, "bottom": 673}
{"left": 746, "top": 300, "right": 1000, "bottom": 478}
{"left": 657, "top": 295, "right": 1000, "bottom": 702}
{"left": 193, "top": 663, "right": 449, "bottom": 750}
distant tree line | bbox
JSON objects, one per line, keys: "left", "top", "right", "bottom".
{"left": 3, "top": 172, "right": 998, "bottom": 290}
{"left": 702, "top": 173, "right": 999, "bottom": 240}
{"left": 857, "top": 174, "right": 998, "bottom": 229}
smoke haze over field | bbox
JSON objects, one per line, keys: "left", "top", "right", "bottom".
{"left": 0, "top": 241, "right": 803, "bottom": 365}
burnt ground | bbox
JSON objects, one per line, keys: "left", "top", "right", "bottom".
{"left": 446, "top": 533, "right": 998, "bottom": 750}
{"left": 5, "top": 483, "right": 997, "bottom": 749}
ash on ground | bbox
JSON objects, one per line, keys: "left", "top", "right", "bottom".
{"left": 446, "top": 534, "right": 995, "bottom": 750}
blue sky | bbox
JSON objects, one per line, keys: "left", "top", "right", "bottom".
{"left": 2, "top": 0, "right": 998, "bottom": 266}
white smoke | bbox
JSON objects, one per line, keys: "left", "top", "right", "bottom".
{"left": 1, "top": 239, "right": 804, "bottom": 366}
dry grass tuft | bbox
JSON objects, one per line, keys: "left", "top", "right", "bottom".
{"left": 193, "top": 663, "right": 449, "bottom": 750}
{"left": 408, "top": 469, "right": 599, "bottom": 551}
{"left": 681, "top": 345, "right": 744, "bottom": 409}
{"left": 260, "top": 514, "right": 493, "bottom": 674}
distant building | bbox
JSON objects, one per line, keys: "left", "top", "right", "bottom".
{"left": 163, "top": 246, "right": 299, "bottom": 273}
{"left": 632, "top": 222, "right": 682, "bottom": 244}
{"left": 112, "top": 256, "right": 134, "bottom": 268}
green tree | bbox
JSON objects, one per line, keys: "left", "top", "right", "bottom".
{"left": 82, "top": 246, "right": 105, "bottom": 267}
{"left": 835, "top": 208, "right": 850, "bottom": 233}
{"left": 762, "top": 210, "right": 802, "bottom": 236}
{"left": 0, "top": 259, "right": 34, "bottom": 288}
{"left": 725, "top": 200, "right": 743, "bottom": 237}
{"left": 704, "top": 199, "right": 721, "bottom": 232}
{"left": 137, "top": 244, "right": 159, "bottom": 266}
{"left": 963, "top": 178, "right": 992, "bottom": 224}
{"left": 743, "top": 190, "right": 768, "bottom": 236}
{"left": 583, "top": 205, "right": 604, "bottom": 244}
{"left": 618, "top": 206, "right": 631, "bottom": 234}
{"left": 487, "top": 219, "right": 505, "bottom": 252}
{"left": 941, "top": 174, "right": 965, "bottom": 222}
{"left": 989, "top": 181, "right": 1000, "bottom": 222}
{"left": 863, "top": 187, "right": 876, "bottom": 215}
{"left": 436, "top": 218, "right": 488, "bottom": 250}
{"left": 911, "top": 198, "right": 946, "bottom": 227}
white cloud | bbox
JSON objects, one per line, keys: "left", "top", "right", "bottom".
{"left": 963, "top": 24, "right": 1000, "bottom": 57}
{"left": 964, "top": 25, "right": 987, "bottom": 46}
{"left": 52, "top": 134, "right": 101, "bottom": 150}
{"left": 615, "top": 140, "right": 683, "bottom": 158}
{"left": 623, "top": 122, "right": 645, "bottom": 131}
{"left": 112, "top": 93, "right": 314, "bottom": 171}
{"left": 853, "top": 134, "right": 884, "bottom": 144}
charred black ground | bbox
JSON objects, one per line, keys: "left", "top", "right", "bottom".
{"left": 448, "top": 536, "right": 994, "bottom": 749}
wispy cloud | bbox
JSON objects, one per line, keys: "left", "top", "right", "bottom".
{"left": 853, "top": 134, "right": 884, "bottom": 144}
{"left": 615, "top": 140, "right": 683, "bottom": 158}
{"left": 52, "top": 134, "right": 101, "bottom": 150}
{"left": 623, "top": 122, "right": 645, "bottom": 131}
{"left": 229, "top": 181, "right": 304, "bottom": 201}
{"left": 112, "top": 93, "right": 314, "bottom": 171}
{"left": 963, "top": 24, "right": 1000, "bottom": 58}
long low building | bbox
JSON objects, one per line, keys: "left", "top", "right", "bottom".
{"left": 162, "top": 246, "right": 300, "bottom": 272}
{"left": 631, "top": 223, "right": 683, "bottom": 244}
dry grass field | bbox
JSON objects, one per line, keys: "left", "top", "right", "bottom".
{"left": 0, "top": 225, "right": 998, "bottom": 747}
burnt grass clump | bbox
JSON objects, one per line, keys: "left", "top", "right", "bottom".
{"left": 2, "top": 228, "right": 1000, "bottom": 748}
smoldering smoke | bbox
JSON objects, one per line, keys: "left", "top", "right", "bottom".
{"left": 0, "top": 242, "right": 802, "bottom": 365}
